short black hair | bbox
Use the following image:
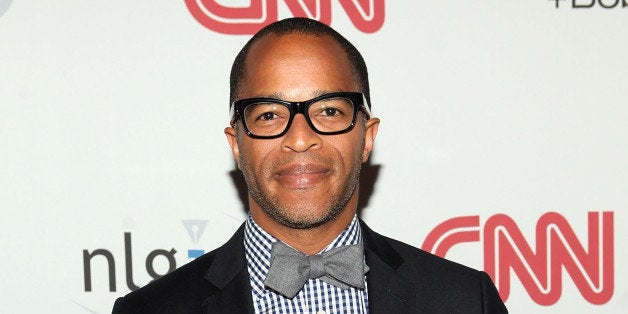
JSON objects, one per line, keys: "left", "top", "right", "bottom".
{"left": 229, "top": 17, "right": 370, "bottom": 108}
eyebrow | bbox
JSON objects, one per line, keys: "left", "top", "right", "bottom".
{"left": 260, "top": 89, "right": 348, "bottom": 101}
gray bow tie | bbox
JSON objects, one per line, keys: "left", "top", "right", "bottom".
{"left": 263, "top": 241, "right": 369, "bottom": 298}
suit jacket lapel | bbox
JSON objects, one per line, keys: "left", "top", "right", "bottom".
{"left": 198, "top": 221, "right": 416, "bottom": 313}
{"left": 361, "top": 220, "right": 416, "bottom": 313}
{"left": 201, "top": 224, "right": 255, "bottom": 314}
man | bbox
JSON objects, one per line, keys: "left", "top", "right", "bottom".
{"left": 113, "top": 18, "right": 508, "bottom": 313}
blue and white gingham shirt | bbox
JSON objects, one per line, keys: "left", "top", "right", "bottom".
{"left": 244, "top": 213, "right": 369, "bottom": 314}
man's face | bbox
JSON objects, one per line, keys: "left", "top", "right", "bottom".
{"left": 225, "top": 34, "right": 379, "bottom": 229}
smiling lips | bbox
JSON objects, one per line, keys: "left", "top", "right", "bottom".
{"left": 273, "top": 164, "right": 330, "bottom": 188}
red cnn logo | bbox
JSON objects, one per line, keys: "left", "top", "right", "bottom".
{"left": 422, "top": 211, "right": 614, "bottom": 305}
{"left": 184, "top": 0, "right": 385, "bottom": 34}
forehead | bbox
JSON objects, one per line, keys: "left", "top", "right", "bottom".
{"left": 240, "top": 33, "right": 358, "bottom": 99}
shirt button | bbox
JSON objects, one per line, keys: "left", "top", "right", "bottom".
{"left": 316, "top": 310, "right": 328, "bottom": 314}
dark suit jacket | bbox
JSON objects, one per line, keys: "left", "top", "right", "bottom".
{"left": 112, "top": 221, "right": 507, "bottom": 313}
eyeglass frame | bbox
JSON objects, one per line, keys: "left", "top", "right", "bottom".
{"left": 229, "top": 92, "right": 372, "bottom": 139}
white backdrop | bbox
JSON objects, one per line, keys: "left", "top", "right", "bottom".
{"left": 0, "top": 1, "right": 625, "bottom": 313}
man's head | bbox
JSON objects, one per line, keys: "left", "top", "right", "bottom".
{"left": 225, "top": 18, "right": 379, "bottom": 233}
{"left": 230, "top": 18, "right": 371, "bottom": 106}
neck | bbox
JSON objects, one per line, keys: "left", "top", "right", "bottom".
{"left": 250, "top": 195, "right": 359, "bottom": 255}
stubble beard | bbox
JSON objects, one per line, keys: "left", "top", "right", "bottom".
{"left": 241, "top": 148, "right": 363, "bottom": 230}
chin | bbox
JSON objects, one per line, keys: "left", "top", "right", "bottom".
{"left": 270, "top": 206, "right": 341, "bottom": 230}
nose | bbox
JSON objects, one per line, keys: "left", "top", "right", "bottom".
{"left": 281, "top": 114, "right": 322, "bottom": 153}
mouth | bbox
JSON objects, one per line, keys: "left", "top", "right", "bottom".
{"left": 273, "top": 164, "right": 331, "bottom": 188}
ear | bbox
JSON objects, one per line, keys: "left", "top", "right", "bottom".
{"left": 361, "top": 117, "right": 380, "bottom": 163}
{"left": 224, "top": 126, "right": 241, "bottom": 169}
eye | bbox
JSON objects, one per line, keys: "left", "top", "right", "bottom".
{"left": 322, "top": 107, "right": 341, "bottom": 116}
{"left": 244, "top": 103, "right": 289, "bottom": 127}
{"left": 258, "top": 111, "right": 278, "bottom": 121}
{"left": 311, "top": 97, "right": 352, "bottom": 118}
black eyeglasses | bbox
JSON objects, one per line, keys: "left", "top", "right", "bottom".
{"left": 229, "top": 92, "right": 371, "bottom": 139}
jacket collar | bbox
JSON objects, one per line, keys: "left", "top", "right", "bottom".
{"left": 202, "top": 224, "right": 254, "bottom": 314}
{"left": 361, "top": 220, "right": 416, "bottom": 313}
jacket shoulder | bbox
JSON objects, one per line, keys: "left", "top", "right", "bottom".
{"left": 112, "top": 250, "right": 218, "bottom": 313}
{"left": 112, "top": 224, "right": 247, "bottom": 313}
{"left": 385, "top": 234, "right": 482, "bottom": 281}
{"left": 361, "top": 222, "right": 507, "bottom": 313}
{"left": 362, "top": 220, "right": 481, "bottom": 280}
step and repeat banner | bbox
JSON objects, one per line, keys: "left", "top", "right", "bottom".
{"left": 0, "top": 1, "right": 625, "bottom": 313}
